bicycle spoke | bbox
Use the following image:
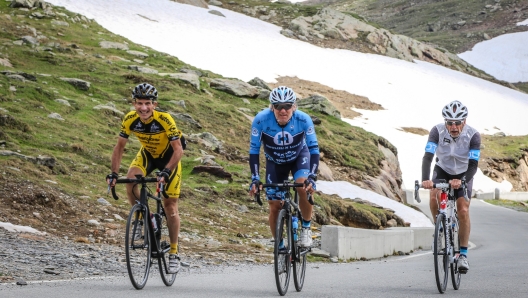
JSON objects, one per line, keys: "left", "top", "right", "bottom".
{"left": 125, "top": 206, "right": 151, "bottom": 289}
{"left": 434, "top": 214, "right": 448, "bottom": 293}
{"left": 274, "top": 209, "right": 291, "bottom": 296}
{"left": 451, "top": 215, "right": 462, "bottom": 290}
{"left": 158, "top": 212, "right": 177, "bottom": 286}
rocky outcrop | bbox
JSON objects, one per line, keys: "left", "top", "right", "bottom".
{"left": 285, "top": 8, "right": 458, "bottom": 67}
{"left": 480, "top": 151, "right": 528, "bottom": 191}
{"left": 209, "top": 78, "right": 259, "bottom": 98}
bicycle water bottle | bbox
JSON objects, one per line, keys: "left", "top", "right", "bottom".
{"left": 292, "top": 216, "right": 298, "bottom": 242}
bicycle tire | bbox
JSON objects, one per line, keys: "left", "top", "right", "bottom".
{"left": 125, "top": 205, "right": 151, "bottom": 289}
{"left": 451, "top": 214, "right": 462, "bottom": 290}
{"left": 274, "top": 209, "right": 292, "bottom": 296}
{"left": 434, "top": 213, "right": 448, "bottom": 293}
{"left": 293, "top": 244, "right": 307, "bottom": 292}
{"left": 158, "top": 212, "right": 177, "bottom": 286}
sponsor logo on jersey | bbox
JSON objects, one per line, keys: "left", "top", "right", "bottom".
{"left": 274, "top": 131, "right": 294, "bottom": 145}
{"left": 306, "top": 126, "right": 314, "bottom": 135}
{"left": 150, "top": 122, "right": 160, "bottom": 132}
{"left": 302, "top": 157, "right": 308, "bottom": 164}
{"left": 134, "top": 121, "right": 144, "bottom": 132}
{"left": 252, "top": 128, "right": 259, "bottom": 136}
{"left": 443, "top": 137, "right": 451, "bottom": 144}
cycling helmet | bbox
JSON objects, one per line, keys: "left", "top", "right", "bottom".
{"left": 132, "top": 83, "right": 158, "bottom": 100}
{"left": 442, "top": 100, "right": 468, "bottom": 120}
{"left": 269, "top": 86, "right": 296, "bottom": 104}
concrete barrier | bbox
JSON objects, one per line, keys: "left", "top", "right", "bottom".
{"left": 321, "top": 225, "right": 433, "bottom": 260}
{"left": 387, "top": 227, "right": 434, "bottom": 250}
{"left": 499, "top": 192, "right": 528, "bottom": 201}
{"left": 476, "top": 192, "right": 495, "bottom": 200}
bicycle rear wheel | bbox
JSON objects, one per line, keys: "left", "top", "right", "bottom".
{"left": 434, "top": 213, "right": 448, "bottom": 293}
{"left": 125, "top": 205, "right": 151, "bottom": 289}
{"left": 451, "top": 215, "right": 461, "bottom": 290}
{"left": 158, "top": 212, "right": 177, "bottom": 286}
{"left": 293, "top": 244, "right": 307, "bottom": 292}
{"left": 274, "top": 209, "right": 292, "bottom": 296}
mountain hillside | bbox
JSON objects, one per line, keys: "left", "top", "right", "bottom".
{"left": 1, "top": 0, "right": 528, "bottom": 282}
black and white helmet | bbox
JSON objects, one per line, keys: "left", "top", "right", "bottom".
{"left": 442, "top": 100, "right": 468, "bottom": 120}
{"left": 269, "top": 86, "right": 296, "bottom": 104}
{"left": 132, "top": 83, "right": 158, "bottom": 100}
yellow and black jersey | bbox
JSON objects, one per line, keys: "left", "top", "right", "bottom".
{"left": 119, "top": 110, "right": 182, "bottom": 158}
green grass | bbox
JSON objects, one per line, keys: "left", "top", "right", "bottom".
{"left": 484, "top": 199, "right": 528, "bottom": 213}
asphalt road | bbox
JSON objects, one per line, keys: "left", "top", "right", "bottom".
{"left": 1, "top": 199, "right": 527, "bottom": 297}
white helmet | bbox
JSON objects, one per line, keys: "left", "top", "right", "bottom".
{"left": 442, "top": 100, "right": 468, "bottom": 120}
{"left": 269, "top": 86, "right": 296, "bottom": 104}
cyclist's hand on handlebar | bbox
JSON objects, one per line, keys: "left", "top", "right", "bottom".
{"left": 449, "top": 179, "right": 462, "bottom": 189}
{"left": 303, "top": 174, "right": 316, "bottom": 194}
{"left": 106, "top": 172, "right": 118, "bottom": 187}
{"left": 157, "top": 168, "right": 171, "bottom": 184}
{"left": 248, "top": 179, "right": 262, "bottom": 197}
{"left": 422, "top": 180, "right": 433, "bottom": 189}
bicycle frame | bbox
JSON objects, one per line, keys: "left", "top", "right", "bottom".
{"left": 111, "top": 175, "right": 171, "bottom": 271}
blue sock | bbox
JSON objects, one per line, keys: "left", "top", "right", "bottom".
{"left": 279, "top": 239, "right": 285, "bottom": 249}
{"left": 460, "top": 246, "right": 468, "bottom": 257}
{"left": 302, "top": 219, "right": 311, "bottom": 228}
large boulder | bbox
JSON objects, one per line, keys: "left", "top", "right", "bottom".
{"left": 209, "top": 78, "right": 259, "bottom": 98}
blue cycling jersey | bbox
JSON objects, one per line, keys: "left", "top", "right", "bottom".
{"left": 249, "top": 109, "right": 319, "bottom": 178}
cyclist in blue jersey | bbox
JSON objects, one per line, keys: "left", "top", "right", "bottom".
{"left": 248, "top": 86, "right": 319, "bottom": 248}
{"left": 421, "top": 100, "right": 481, "bottom": 273}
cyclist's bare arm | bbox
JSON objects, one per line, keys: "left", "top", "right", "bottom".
{"left": 108, "top": 136, "right": 128, "bottom": 186}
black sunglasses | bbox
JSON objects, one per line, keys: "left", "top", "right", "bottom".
{"left": 273, "top": 103, "right": 293, "bottom": 111}
{"left": 445, "top": 120, "right": 463, "bottom": 126}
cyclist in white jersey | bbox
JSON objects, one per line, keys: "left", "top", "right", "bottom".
{"left": 421, "top": 100, "right": 481, "bottom": 273}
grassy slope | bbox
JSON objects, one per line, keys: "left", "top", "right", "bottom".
{"left": 0, "top": 2, "right": 397, "bottom": 263}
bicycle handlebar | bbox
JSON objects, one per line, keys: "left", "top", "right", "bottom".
{"left": 108, "top": 175, "right": 169, "bottom": 200}
{"left": 253, "top": 182, "right": 314, "bottom": 206}
{"left": 414, "top": 179, "right": 469, "bottom": 203}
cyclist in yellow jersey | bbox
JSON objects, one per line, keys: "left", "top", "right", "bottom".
{"left": 106, "top": 83, "right": 184, "bottom": 274}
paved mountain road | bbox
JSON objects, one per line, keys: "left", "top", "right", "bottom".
{"left": 1, "top": 200, "right": 527, "bottom": 297}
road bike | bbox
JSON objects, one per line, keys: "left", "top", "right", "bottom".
{"left": 415, "top": 179, "right": 468, "bottom": 293}
{"left": 109, "top": 174, "right": 177, "bottom": 289}
{"left": 255, "top": 181, "right": 314, "bottom": 296}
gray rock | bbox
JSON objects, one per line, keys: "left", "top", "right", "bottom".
{"left": 51, "top": 20, "right": 69, "bottom": 27}
{"left": 10, "top": 0, "right": 39, "bottom": 9}
{"left": 208, "top": 10, "right": 225, "bottom": 17}
{"left": 48, "top": 113, "right": 65, "bottom": 121}
{"left": 55, "top": 99, "right": 71, "bottom": 106}
{"left": 97, "top": 198, "right": 111, "bottom": 206}
{"left": 209, "top": 78, "right": 259, "bottom": 98}
{"left": 99, "top": 41, "right": 129, "bottom": 50}
{"left": 297, "top": 94, "right": 341, "bottom": 119}
{"left": 60, "top": 78, "right": 91, "bottom": 91}
{"left": 247, "top": 77, "right": 271, "bottom": 90}
{"left": 126, "top": 50, "right": 149, "bottom": 58}
{"left": 128, "top": 65, "right": 158, "bottom": 74}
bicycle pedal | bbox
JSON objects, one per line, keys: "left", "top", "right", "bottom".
{"left": 181, "top": 262, "right": 190, "bottom": 267}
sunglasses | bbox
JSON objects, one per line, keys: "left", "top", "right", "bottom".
{"left": 445, "top": 120, "right": 463, "bottom": 126}
{"left": 273, "top": 103, "right": 293, "bottom": 111}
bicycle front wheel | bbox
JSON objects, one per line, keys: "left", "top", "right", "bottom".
{"left": 293, "top": 244, "right": 307, "bottom": 292}
{"left": 158, "top": 212, "right": 177, "bottom": 286}
{"left": 125, "top": 205, "right": 151, "bottom": 290}
{"left": 434, "top": 213, "right": 448, "bottom": 293}
{"left": 451, "top": 216, "right": 461, "bottom": 290}
{"left": 274, "top": 209, "right": 292, "bottom": 296}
